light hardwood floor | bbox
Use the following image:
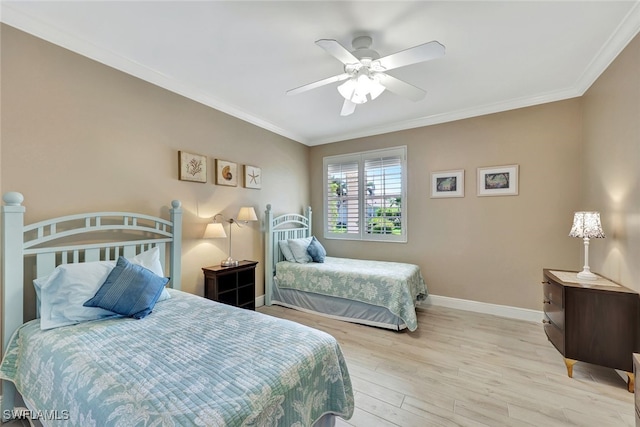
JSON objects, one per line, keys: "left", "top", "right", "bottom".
{"left": 258, "top": 304, "right": 635, "bottom": 427}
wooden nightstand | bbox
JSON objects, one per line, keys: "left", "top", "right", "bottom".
{"left": 542, "top": 268, "right": 640, "bottom": 392}
{"left": 202, "top": 261, "right": 258, "bottom": 310}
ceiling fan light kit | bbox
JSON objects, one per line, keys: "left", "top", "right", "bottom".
{"left": 287, "top": 35, "right": 445, "bottom": 116}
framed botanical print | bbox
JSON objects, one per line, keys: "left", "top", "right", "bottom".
{"left": 477, "top": 164, "right": 519, "bottom": 196}
{"left": 244, "top": 165, "right": 261, "bottom": 189}
{"left": 215, "top": 159, "right": 238, "bottom": 187}
{"left": 178, "top": 151, "right": 207, "bottom": 183}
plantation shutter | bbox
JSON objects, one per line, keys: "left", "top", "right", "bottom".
{"left": 363, "top": 152, "right": 404, "bottom": 237}
{"left": 324, "top": 147, "right": 407, "bottom": 242}
{"left": 326, "top": 158, "right": 360, "bottom": 236}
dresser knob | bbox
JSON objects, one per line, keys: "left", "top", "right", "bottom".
{"left": 541, "top": 281, "right": 551, "bottom": 284}
{"left": 542, "top": 319, "right": 551, "bottom": 324}
{"left": 543, "top": 299, "right": 551, "bottom": 304}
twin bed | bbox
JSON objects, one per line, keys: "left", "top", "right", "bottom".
{"left": 0, "top": 193, "right": 353, "bottom": 426}
{"left": 264, "top": 205, "right": 427, "bottom": 332}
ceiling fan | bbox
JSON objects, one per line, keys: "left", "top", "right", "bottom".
{"left": 287, "top": 35, "right": 445, "bottom": 116}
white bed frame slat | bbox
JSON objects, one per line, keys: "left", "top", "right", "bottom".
{"left": 264, "top": 204, "right": 312, "bottom": 306}
{"left": 1, "top": 193, "right": 183, "bottom": 421}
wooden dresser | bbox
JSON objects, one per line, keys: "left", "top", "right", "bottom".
{"left": 542, "top": 269, "right": 640, "bottom": 392}
{"left": 635, "top": 354, "right": 640, "bottom": 424}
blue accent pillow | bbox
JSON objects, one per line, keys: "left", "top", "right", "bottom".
{"left": 84, "top": 256, "right": 169, "bottom": 319}
{"left": 307, "top": 236, "right": 327, "bottom": 263}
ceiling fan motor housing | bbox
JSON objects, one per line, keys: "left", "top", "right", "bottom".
{"left": 351, "top": 35, "right": 380, "bottom": 60}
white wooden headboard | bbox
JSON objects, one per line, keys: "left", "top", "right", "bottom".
{"left": 1, "top": 191, "right": 183, "bottom": 348}
{"left": 1, "top": 192, "right": 182, "bottom": 416}
{"left": 264, "top": 204, "right": 311, "bottom": 305}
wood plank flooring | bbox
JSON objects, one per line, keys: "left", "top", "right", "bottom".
{"left": 258, "top": 304, "right": 635, "bottom": 427}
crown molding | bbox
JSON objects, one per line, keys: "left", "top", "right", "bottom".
{"left": 0, "top": 4, "right": 308, "bottom": 145}
{"left": 3, "top": 2, "right": 638, "bottom": 148}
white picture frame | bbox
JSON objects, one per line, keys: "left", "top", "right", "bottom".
{"left": 431, "top": 169, "right": 464, "bottom": 198}
{"left": 477, "top": 164, "right": 519, "bottom": 196}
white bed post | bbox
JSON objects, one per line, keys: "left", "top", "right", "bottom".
{"left": 264, "top": 204, "right": 273, "bottom": 306}
{"left": 170, "top": 200, "right": 182, "bottom": 290}
{"left": 305, "top": 206, "right": 312, "bottom": 237}
{"left": 2, "top": 192, "right": 25, "bottom": 420}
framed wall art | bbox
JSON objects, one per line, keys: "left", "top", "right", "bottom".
{"left": 477, "top": 164, "right": 519, "bottom": 196}
{"left": 178, "top": 151, "right": 207, "bottom": 183}
{"left": 215, "top": 159, "right": 238, "bottom": 187}
{"left": 431, "top": 169, "right": 464, "bottom": 198}
{"left": 244, "top": 165, "right": 262, "bottom": 189}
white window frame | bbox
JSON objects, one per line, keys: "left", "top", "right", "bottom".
{"left": 323, "top": 146, "right": 407, "bottom": 243}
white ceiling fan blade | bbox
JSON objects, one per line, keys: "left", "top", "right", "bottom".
{"left": 377, "top": 74, "right": 426, "bottom": 102}
{"left": 340, "top": 99, "right": 357, "bottom": 116}
{"left": 316, "top": 39, "right": 360, "bottom": 65}
{"left": 377, "top": 41, "right": 445, "bottom": 71}
{"left": 287, "top": 73, "right": 351, "bottom": 96}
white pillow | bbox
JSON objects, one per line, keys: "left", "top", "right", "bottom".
{"left": 278, "top": 240, "right": 296, "bottom": 262}
{"left": 287, "top": 237, "right": 313, "bottom": 263}
{"left": 130, "top": 247, "right": 171, "bottom": 302}
{"left": 38, "top": 261, "right": 119, "bottom": 330}
{"left": 34, "top": 247, "right": 170, "bottom": 330}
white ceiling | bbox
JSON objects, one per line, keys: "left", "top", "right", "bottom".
{"left": 2, "top": 1, "right": 639, "bottom": 146}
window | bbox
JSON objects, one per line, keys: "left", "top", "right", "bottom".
{"left": 324, "top": 146, "right": 406, "bottom": 242}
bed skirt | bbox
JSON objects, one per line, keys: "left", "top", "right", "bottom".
{"left": 271, "top": 282, "right": 407, "bottom": 331}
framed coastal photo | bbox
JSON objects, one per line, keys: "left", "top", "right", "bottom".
{"left": 477, "top": 164, "right": 519, "bottom": 196}
{"left": 215, "top": 159, "right": 238, "bottom": 187}
{"left": 178, "top": 151, "right": 207, "bottom": 183}
{"left": 431, "top": 169, "right": 464, "bottom": 198}
{"left": 244, "top": 165, "right": 262, "bottom": 189}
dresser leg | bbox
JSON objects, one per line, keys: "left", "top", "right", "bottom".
{"left": 627, "top": 372, "right": 634, "bottom": 393}
{"left": 564, "top": 358, "right": 577, "bottom": 378}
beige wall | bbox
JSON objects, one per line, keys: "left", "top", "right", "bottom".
{"left": 0, "top": 25, "right": 310, "bottom": 321}
{"left": 310, "top": 99, "right": 584, "bottom": 311}
{"left": 1, "top": 22, "right": 637, "bottom": 321}
{"left": 582, "top": 33, "right": 640, "bottom": 291}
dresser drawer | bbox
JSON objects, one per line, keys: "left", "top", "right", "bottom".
{"left": 543, "top": 279, "right": 563, "bottom": 307}
{"left": 544, "top": 316, "right": 564, "bottom": 354}
{"left": 543, "top": 280, "right": 564, "bottom": 330}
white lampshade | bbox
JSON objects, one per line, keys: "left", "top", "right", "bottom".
{"left": 569, "top": 212, "right": 605, "bottom": 239}
{"left": 203, "top": 222, "right": 226, "bottom": 239}
{"left": 237, "top": 207, "right": 258, "bottom": 222}
{"left": 337, "top": 78, "right": 356, "bottom": 100}
{"left": 337, "top": 75, "right": 385, "bottom": 105}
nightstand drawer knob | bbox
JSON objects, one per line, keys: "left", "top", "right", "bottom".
{"left": 543, "top": 299, "right": 551, "bottom": 304}
{"left": 542, "top": 319, "right": 551, "bottom": 324}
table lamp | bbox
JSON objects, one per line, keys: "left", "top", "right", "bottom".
{"left": 569, "top": 211, "right": 605, "bottom": 280}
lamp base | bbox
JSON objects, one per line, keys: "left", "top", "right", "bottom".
{"left": 577, "top": 269, "right": 598, "bottom": 281}
{"left": 221, "top": 257, "right": 239, "bottom": 267}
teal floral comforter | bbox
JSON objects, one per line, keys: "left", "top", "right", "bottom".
{"left": 0, "top": 289, "right": 354, "bottom": 426}
{"left": 275, "top": 257, "right": 428, "bottom": 331}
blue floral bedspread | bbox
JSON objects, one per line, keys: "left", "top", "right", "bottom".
{"left": 0, "top": 289, "right": 354, "bottom": 426}
{"left": 275, "top": 257, "right": 428, "bottom": 331}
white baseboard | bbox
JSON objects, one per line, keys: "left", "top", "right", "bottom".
{"left": 255, "top": 294, "right": 265, "bottom": 308}
{"left": 419, "top": 294, "right": 543, "bottom": 323}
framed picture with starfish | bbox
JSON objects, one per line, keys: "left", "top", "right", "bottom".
{"left": 243, "top": 165, "right": 261, "bottom": 189}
